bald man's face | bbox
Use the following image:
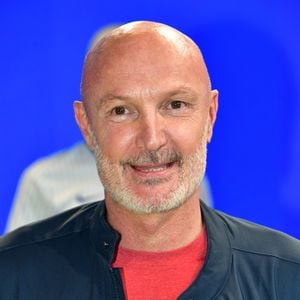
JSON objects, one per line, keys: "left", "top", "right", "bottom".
{"left": 75, "top": 30, "right": 218, "bottom": 213}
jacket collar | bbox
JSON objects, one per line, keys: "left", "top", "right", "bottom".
{"left": 89, "top": 200, "right": 231, "bottom": 297}
{"left": 180, "top": 202, "right": 232, "bottom": 298}
{"left": 89, "top": 201, "right": 120, "bottom": 265}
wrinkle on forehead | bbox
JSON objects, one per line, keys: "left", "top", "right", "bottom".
{"left": 81, "top": 21, "right": 211, "bottom": 104}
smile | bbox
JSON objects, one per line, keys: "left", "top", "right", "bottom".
{"left": 130, "top": 162, "right": 176, "bottom": 174}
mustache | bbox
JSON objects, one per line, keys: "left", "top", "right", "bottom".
{"left": 121, "top": 149, "right": 183, "bottom": 166}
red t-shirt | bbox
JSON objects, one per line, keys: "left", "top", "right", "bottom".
{"left": 112, "top": 228, "right": 207, "bottom": 299}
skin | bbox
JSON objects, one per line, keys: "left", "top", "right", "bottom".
{"left": 74, "top": 21, "right": 218, "bottom": 251}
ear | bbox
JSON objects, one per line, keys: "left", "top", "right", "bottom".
{"left": 74, "top": 101, "right": 94, "bottom": 150}
{"left": 207, "top": 89, "right": 219, "bottom": 143}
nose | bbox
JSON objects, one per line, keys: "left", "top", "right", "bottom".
{"left": 136, "top": 112, "right": 168, "bottom": 151}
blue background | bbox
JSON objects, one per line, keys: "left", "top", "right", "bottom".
{"left": 1, "top": 0, "right": 299, "bottom": 238}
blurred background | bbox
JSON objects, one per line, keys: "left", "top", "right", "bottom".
{"left": 1, "top": 0, "right": 299, "bottom": 237}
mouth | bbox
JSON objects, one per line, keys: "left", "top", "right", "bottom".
{"left": 131, "top": 162, "right": 176, "bottom": 174}
{"left": 130, "top": 161, "right": 176, "bottom": 178}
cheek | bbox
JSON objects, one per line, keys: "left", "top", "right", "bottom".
{"left": 168, "top": 118, "right": 207, "bottom": 153}
{"left": 98, "top": 123, "right": 137, "bottom": 160}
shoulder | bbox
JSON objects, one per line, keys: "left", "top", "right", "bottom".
{"left": 23, "top": 142, "right": 92, "bottom": 179}
{"left": 214, "top": 208, "right": 300, "bottom": 264}
{"left": 17, "top": 142, "right": 97, "bottom": 194}
{"left": 0, "top": 201, "right": 102, "bottom": 254}
{"left": 201, "top": 204, "right": 300, "bottom": 265}
{"left": 208, "top": 208, "right": 300, "bottom": 297}
{"left": 0, "top": 201, "right": 105, "bottom": 298}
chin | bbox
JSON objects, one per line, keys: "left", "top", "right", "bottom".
{"left": 111, "top": 182, "right": 193, "bottom": 214}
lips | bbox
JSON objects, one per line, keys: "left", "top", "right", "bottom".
{"left": 130, "top": 162, "right": 175, "bottom": 173}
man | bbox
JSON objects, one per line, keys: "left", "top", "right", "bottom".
{"left": 5, "top": 25, "right": 213, "bottom": 232}
{"left": 0, "top": 21, "right": 299, "bottom": 299}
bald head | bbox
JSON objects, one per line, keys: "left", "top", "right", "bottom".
{"left": 81, "top": 21, "right": 211, "bottom": 103}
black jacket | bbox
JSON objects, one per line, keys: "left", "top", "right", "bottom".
{"left": 0, "top": 201, "right": 300, "bottom": 299}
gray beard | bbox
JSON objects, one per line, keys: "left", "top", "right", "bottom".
{"left": 89, "top": 125, "right": 208, "bottom": 214}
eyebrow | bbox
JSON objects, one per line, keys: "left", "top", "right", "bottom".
{"left": 166, "top": 87, "right": 199, "bottom": 98}
{"left": 95, "top": 93, "right": 130, "bottom": 110}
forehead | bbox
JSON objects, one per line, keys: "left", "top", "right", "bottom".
{"left": 82, "top": 31, "right": 209, "bottom": 102}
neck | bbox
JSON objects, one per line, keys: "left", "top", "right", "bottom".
{"left": 105, "top": 189, "right": 202, "bottom": 252}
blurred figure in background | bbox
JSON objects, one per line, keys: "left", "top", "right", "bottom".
{"left": 6, "top": 25, "right": 213, "bottom": 232}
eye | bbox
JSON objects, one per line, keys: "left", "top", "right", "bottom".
{"left": 163, "top": 99, "right": 194, "bottom": 117}
{"left": 108, "top": 105, "right": 138, "bottom": 122}
{"left": 113, "top": 106, "right": 127, "bottom": 115}
{"left": 170, "top": 100, "right": 184, "bottom": 109}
